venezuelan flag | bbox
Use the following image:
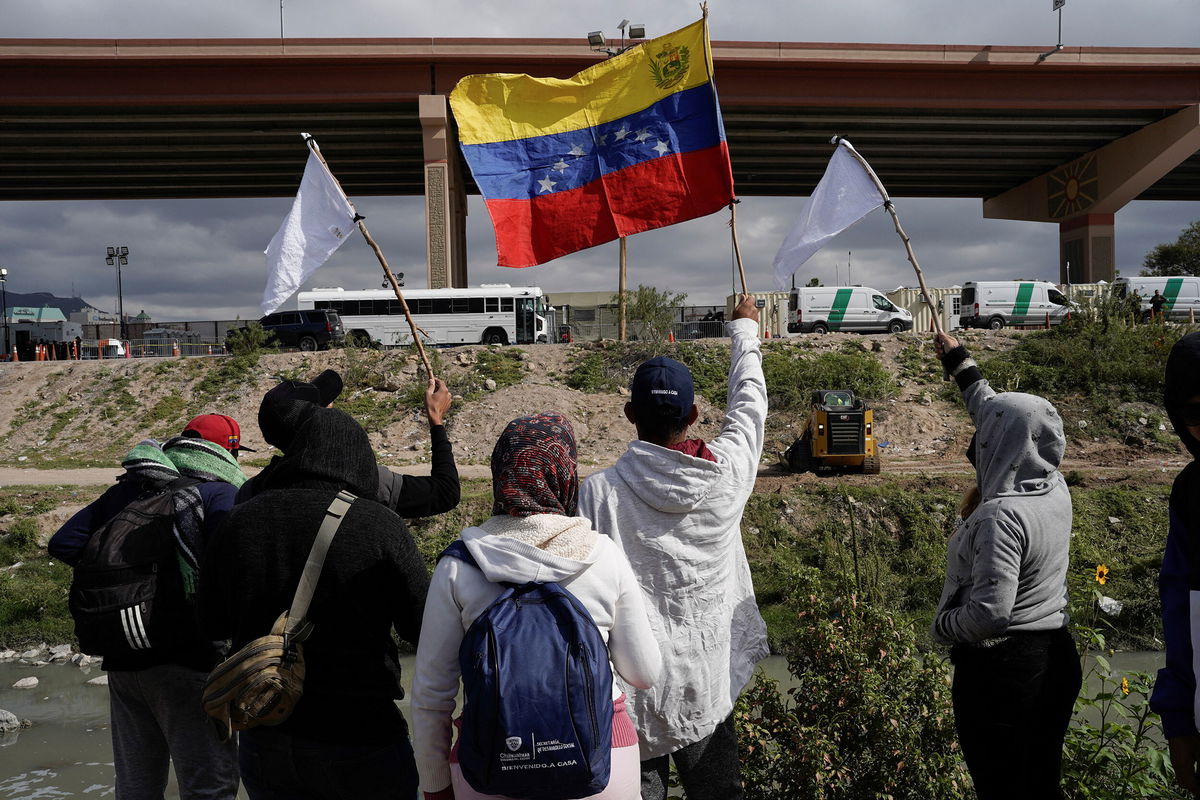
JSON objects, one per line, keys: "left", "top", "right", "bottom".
{"left": 450, "top": 18, "right": 734, "bottom": 268}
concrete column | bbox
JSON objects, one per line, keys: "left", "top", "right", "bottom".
{"left": 419, "top": 94, "right": 468, "bottom": 288}
{"left": 1059, "top": 214, "right": 1115, "bottom": 284}
{"left": 984, "top": 105, "right": 1200, "bottom": 286}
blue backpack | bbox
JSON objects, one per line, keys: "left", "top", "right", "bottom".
{"left": 440, "top": 540, "right": 613, "bottom": 800}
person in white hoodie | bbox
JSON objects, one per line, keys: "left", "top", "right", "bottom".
{"left": 577, "top": 295, "right": 770, "bottom": 800}
{"left": 411, "top": 412, "right": 661, "bottom": 800}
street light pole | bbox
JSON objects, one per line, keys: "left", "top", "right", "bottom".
{"left": 105, "top": 246, "right": 129, "bottom": 340}
{"left": 0, "top": 268, "right": 9, "bottom": 357}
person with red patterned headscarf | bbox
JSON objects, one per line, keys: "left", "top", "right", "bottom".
{"left": 411, "top": 413, "right": 661, "bottom": 800}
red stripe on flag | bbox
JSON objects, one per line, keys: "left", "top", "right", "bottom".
{"left": 486, "top": 142, "right": 734, "bottom": 268}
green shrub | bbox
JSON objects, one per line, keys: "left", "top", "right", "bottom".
{"left": 224, "top": 321, "right": 278, "bottom": 356}
{"left": 761, "top": 348, "right": 896, "bottom": 412}
{"left": 736, "top": 567, "right": 969, "bottom": 800}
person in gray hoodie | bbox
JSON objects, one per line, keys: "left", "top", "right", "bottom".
{"left": 933, "top": 332, "right": 1082, "bottom": 800}
{"left": 577, "top": 295, "right": 769, "bottom": 800}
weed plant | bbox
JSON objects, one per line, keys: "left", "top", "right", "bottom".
{"left": 977, "top": 305, "right": 1190, "bottom": 444}
{"left": 1061, "top": 627, "right": 1186, "bottom": 799}
{"left": 0, "top": 486, "right": 85, "bottom": 647}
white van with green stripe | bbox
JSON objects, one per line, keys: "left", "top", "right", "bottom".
{"left": 1113, "top": 276, "right": 1200, "bottom": 322}
{"left": 787, "top": 286, "right": 912, "bottom": 335}
{"left": 959, "top": 281, "right": 1072, "bottom": 330}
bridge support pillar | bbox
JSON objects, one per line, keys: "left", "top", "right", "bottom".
{"left": 419, "top": 94, "right": 468, "bottom": 289}
{"left": 984, "top": 105, "right": 1200, "bottom": 284}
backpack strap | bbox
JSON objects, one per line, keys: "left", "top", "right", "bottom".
{"left": 439, "top": 539, "right": 478, "bottom": 569}
{"left": 283, "top": 490, "right": 356, "bottom": 642}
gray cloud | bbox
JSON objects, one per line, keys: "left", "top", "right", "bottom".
{"left": 2, "top": 1, "right": 1198, "bottom": 320}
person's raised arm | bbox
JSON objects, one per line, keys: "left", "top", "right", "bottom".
{"left": 381, "top": 378, "right": 461, "bottom": 518}
{"left": 712, "top": 295, "right": 767, "bottom": 466}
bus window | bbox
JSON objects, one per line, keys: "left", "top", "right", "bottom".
{"left": 486, "top": 297, "right": 499, "bottom": 313}
{"left": 501, "top": 298, "right": 514, "bottom": 312}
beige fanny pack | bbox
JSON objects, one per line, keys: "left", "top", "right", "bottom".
{"left": 202, "top": 490, "right": 355, "bottom": 741}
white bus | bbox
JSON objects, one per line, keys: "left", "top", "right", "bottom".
{"left": 297, "top": 285, "right": 553, "bottom": 346}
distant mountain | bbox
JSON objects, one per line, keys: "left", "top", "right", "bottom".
{"left": 3, "top": 291, "right": 104, "bottom": 315}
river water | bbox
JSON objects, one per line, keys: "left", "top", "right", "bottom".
{"left": 0, "top": 651, "right": 1168, "bottom": 799}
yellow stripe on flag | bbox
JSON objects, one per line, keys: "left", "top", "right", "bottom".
{"left": 451, "top": 18, "right": 713, "bottom": 146}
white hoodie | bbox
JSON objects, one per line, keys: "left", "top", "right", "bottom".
{"left": 411, "top": 512, "right": 661, "bottom": 795}
{"left": 577, "top": 317, "right": 770, "bottom": 758}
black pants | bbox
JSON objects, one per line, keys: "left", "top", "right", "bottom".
{"left": 951, "top": 627, "right": 1082, "bottom": 800}
{"left": 641, "top": 712, "right": 743, "bottom": 800}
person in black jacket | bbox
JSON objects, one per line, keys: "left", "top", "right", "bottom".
{"left": 200, "top": 403, "right": 429, "bottom": 799}
{"left": 237, "top": 369, "right": 460, "bottom": 518}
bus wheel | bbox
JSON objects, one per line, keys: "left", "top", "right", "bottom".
{"left": 987, "top": 316, "right": 1005, "bottom": 330}
{"left": 483, "top": 328, "right": 508, "bottom": 345}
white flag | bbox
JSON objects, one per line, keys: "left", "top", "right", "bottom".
{"left": 772, "top": 139, "right": 887, "bottom": 289}
{"left": 261, "top": 139, "right": 359, "bottom": 315}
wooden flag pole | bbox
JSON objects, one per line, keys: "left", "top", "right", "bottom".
{"left": 618, "top": 237, "right": 628, "bottom": 341}
{"left": 729, "top": 202, "right": 749, "bottom": 297}
{"left": 304, "top": 136, "right": 435, "bottom": 377}
{"left": 832, "top": 136, "right": 943, "bottom": 336}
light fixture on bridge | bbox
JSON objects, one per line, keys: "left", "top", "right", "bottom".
{"left": 589, "top": 21, "right": 646, "bottom": 57}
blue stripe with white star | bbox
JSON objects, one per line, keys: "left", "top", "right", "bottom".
{"left": 460, "top": 83, "right": 725, "bottom": 201}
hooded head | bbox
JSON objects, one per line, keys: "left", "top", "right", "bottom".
{"left": 266, "top": 406, "right": 378, "bottom": 498}
{"left": 971, "top": 391, "right": 1065, "bottom": 500}
{"left": 491, "top": 412, "right": 578, "bottom": 517}
{"left": 1165, "top": 332, "right": 1200, "bottom": 459}
{"left": 258, "top": 370, "right": 344, "bottom": 451}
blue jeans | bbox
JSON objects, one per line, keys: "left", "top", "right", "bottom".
{"left": 238, "top": 725, "right": 418, "bottom": 800}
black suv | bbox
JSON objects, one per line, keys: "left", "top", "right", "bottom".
{"left": 258, "top": 309, "right": 345, "bottom": 351}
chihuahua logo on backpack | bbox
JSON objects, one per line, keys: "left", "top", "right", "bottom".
{"left": 506, "top": 736, "right": 522, "bottom": 752}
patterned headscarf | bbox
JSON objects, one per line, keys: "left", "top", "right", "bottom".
{"left": 491, "top": 412, "right": 579, "bottom": 517}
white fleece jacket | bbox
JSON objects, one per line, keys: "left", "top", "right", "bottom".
{"left": 410, "top": 512, "right": 661, "bottom": 795}
{"left": 577, "top": 317, "right": 770, "bottom": 758}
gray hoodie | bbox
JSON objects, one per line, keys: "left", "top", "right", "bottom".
{"left": 932, "top": 376, "right": 1072, "bottom": 644}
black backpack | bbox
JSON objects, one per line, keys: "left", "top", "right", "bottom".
{"left": 69, "top": 477, "right": 201, "bottom": 658}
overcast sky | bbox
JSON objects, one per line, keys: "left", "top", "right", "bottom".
{"left": 3, "top": 0, "right": 1199, "bottom": 320}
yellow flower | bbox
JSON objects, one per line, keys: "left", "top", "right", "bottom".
{"left": 1095, "top": 564, "right": 1110, "bottom": 585}
{"left": 1121, "top": 677, "right": 1130, "bottom": 695}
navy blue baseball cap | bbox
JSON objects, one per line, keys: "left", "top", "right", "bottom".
{"left": 629, "top": 357, "right": 694, "bottom": 424}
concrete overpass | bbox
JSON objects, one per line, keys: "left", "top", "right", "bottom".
{"left": 2, "top": 37, "right": 1198, "bottom": 286}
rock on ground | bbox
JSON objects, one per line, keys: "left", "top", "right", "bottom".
{"left": 12, "top": 676, "right": 38, "bottom": 689}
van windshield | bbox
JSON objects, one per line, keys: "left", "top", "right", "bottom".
{"left": 872, "top": 295, "right": 896, "bottom": 312}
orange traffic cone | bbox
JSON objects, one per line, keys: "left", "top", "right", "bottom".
{"left": 172, "top": 340, "right": 180, "bottom": 357}
{"left": 124, "top": 341, "right": 131, "bottom": 359}
{"left": 10, "top": 345, "right": 18, "bottom": 362}
{"left": 764, "top": 328, "right": 771, "bottom": 339}
{"left": 668, "top": 331, "right": 675, "bottom": 343}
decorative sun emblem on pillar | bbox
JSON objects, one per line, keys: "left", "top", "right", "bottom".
{"left": 1047, "top": 155, "right": 1098, "bottom": 218}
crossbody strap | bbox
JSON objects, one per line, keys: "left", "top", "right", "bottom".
{"left": 283, "top": 490, "right": 356, "bottom": 641}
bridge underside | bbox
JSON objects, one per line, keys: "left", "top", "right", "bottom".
{"left": 3, "top": 101, "right": 1197, "bottom": 202}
